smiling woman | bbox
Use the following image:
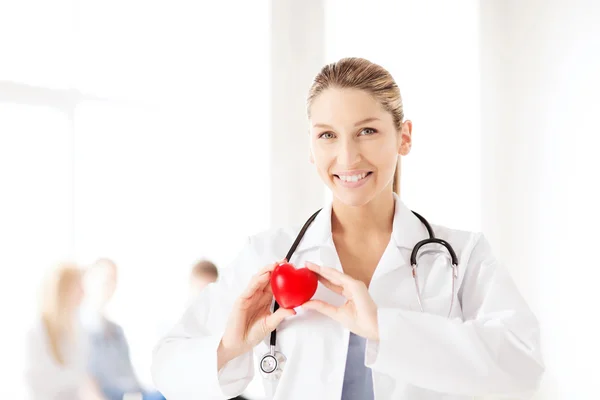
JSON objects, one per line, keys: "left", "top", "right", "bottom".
{"left": 306, "top": 58, "right": 412, "bottom": 206}
{"left": 151, "top": 57, "right": 544, "bottom": 400}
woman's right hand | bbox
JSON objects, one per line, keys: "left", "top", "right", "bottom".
{"left": 217, "top": 260, "right": 295, "bottom": 370}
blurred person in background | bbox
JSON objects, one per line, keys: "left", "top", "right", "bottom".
{"left": 82, "top": 258, "right": 165, "bottom": 400}
{"left": 24, "top": 262, "right": 107, "bottom": 400}
{"left": 187, "top": 259, "right": 219, "bottom": 302}
{"left": 187, "top": 260, "right": 250, "bottom": 400}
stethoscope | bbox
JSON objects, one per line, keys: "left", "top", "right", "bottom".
{"left": 259, "top": 208, "right": 459, "bottom": 379}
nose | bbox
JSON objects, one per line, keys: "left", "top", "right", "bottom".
{"left": 337, "top": 137, "right": 361, "bottom": 168}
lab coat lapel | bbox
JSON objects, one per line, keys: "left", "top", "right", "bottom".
{"left": 290, "top": 200, "right": 331, "bottom": 253}
{"left": 290, "top": 198, "right": 341, "bottom": 272}
{"left": 290, "top": 194, "right": 430, "bottom": 279}
{"left": 390, "top": 194, "right": 431, "bottom": 251}
{"left": 371, "top": 195, "right": 431, "bottom": 281}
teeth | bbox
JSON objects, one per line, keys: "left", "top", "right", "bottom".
{"left": 339, "top": 172, "right": 368, "bottom": 182}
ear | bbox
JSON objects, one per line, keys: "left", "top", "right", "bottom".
{"left": 398, "top": 120, "right": 412, "bottom": 156}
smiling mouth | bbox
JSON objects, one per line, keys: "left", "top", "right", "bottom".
{"left": 333, "top": 171, "right": 373, "bottom": 183}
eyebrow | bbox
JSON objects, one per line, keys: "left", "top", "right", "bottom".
{"left": 312, "top": 117, "right": 381, "bottom": 130}
{"left": 353, "top": 117, "right": 380, "bottom": 126}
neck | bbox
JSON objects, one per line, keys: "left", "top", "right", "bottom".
{"left": 331, "top": 189, "right": 395, "bottom": 236}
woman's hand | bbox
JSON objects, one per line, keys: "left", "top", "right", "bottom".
{"left": 302, "top": 262, "right": 379, "bottom": 341}
{"left": 217, "top": 260, "right": 295, "bottom": 370}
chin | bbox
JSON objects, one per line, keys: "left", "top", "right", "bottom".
{"left": 331, "top": 189, "right": 377, "bottom": 207}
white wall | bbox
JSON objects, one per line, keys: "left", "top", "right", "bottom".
{"left": 270, "top": 0, "right": 327, "bottom": 229}
{"left": 480, "top": 1, "right": 600, "bottom": 398}
{"left": 0, "top": 101, "right": 73, "bottom": 395}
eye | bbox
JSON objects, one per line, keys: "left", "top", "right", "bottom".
{"left": 359, "top": 127, "right": 377, "bottom": 136}
{"left": 318, "top": 132, "right": 335, "bottom": 139}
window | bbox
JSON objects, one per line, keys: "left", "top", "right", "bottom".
{"left": 1, "top": 0, "right": 270, "bottom": 393}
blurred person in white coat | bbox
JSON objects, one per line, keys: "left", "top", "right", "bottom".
{"left": 81, "top": 258, "right": 165, "bottom": 400}
{"left": 187, "top": 259, "right": 219, "bottom": 304}
{"left": 24, "top": 262, "right": 107, "bottom": 400}
{"left": 151, "top": 58, "right": 545, "bottom": 399}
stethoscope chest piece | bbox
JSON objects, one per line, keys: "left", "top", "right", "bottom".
{"left": 259, "top": 345, "right": 287, "bottom": 380}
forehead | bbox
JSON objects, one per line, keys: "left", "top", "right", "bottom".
{"left": 309, "top": 88, "right": 390, "bottom": 126}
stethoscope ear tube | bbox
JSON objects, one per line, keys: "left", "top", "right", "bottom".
{"left": 270, "top": 208, "right": 322, "bottom": 318}
{"left": 410, "top": 238, "right": 458, "bottom": 266}
{"left": 409, "top": 212, "right": 459, "bottom": 318}
{"left": 270, "top": 209, "right": 323, "bottom": 346}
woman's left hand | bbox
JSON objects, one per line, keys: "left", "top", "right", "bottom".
{"left": 302, "top": 262, "right": 379, "bottom": 341}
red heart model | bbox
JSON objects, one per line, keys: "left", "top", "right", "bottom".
{"left": 271, "top": 262, "right": 318, "bottom": 309}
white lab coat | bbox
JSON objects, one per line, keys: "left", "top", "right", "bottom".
{"left": 23, "top": 319, "right": 88, "bottom": 400}
{"left": 151, "top": 195, "right": 544, "bottom": 399}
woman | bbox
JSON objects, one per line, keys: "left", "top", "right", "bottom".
{"left": 82, "top": 258, "right": 166, "bottom": 400}
{"left": 151, "top": 58, "right": 545, "bottom": 399}
{"left": 24, "top": 262, "right": 106, "bottom": 400}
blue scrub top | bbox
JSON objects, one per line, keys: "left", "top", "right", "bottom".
{"left": 341, "top": 332, "right": 375, "bottom": 400}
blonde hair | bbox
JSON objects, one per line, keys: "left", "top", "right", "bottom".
{"left": 39, "top": 262, "right": 82, "bottom": 365}
{"left": 307, "top": 57, "right": 404, "bottom": 195}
